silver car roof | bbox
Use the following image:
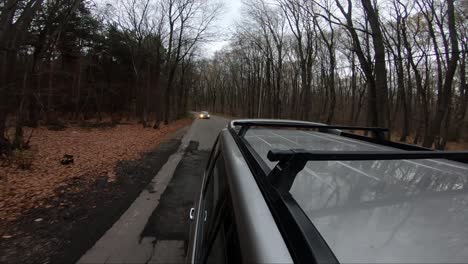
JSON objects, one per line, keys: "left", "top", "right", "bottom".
{"left": 245, "top": 128, "right": 468, "bottom": 263}
{"left": 220, "top": 129, "right": 293, "bottom": 263}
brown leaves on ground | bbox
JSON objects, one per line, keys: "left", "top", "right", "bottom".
{"left": 0, "top": 119, "right": 192, "bottom": 223}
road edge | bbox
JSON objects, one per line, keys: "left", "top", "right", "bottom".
{"left": 77, "top": 120, "right": 196, "bottom": 264}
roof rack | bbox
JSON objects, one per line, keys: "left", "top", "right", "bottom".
{"left": 267, "top": 149, "right": 468, "bottom": 193}
{"left": 230, "top": 120, "right": 388, "bottom": 139}
{"left": 228, "top": 119, "right": 468, "bottom": 263}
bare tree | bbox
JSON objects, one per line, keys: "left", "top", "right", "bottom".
{"left": 279, "top": 0, "right": 316, "bottom": 120}
{"left": 162, "top": 0, "right": 222, "bottom": 124}
{"left": 418, "top": 0, "right": 460, "bottom": 148}
{"left": 0, "top": 0, "right": 44, "bottom": 151}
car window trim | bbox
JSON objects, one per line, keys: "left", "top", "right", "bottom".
{"left": 202, "top": 152, "right": 220, "bottom": 196}
{"left": 195, "top": 148, "right": 220, "bottom": 262}
{"left": 199, "top": 152, "right": 231, "bottom": 263}
{"left": 206, "top": 135, "right": 220, "bottom": 171}
{"left": 200, "top": 189, "right": 228, "bottom": 263}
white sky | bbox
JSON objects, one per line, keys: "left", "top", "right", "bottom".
{"left": 201, "top": 0, "right": 243, "bottom": 57}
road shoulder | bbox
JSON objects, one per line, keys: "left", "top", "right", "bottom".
{"left": 78, "top": 124, "right": 196, "bottom": 264}
{"left": 141, "top": 141, "right": 210, "bottom": 263}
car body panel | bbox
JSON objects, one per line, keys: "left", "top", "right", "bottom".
{"left": 186, "top": 129, "right": 293, "bottom": 263}
{"left": 220, "top": 129, "right": 293, "bottom": 263}
{"left": 244, "top": 127, "right": 468, "bottom": 263}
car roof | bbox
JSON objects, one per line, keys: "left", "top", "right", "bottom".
{"left": 229, "top": 119, "right": 468, "bottom": 263}
{"left": 219, "top": 129, "right": 293, "bottom": 263}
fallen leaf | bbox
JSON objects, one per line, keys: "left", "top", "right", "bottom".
{"left": 1, "top": 119, "right": 192, "bottom": 226}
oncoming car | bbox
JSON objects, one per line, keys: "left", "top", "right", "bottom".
{"left": 186, "top": 119, "right": 468, "bottom": 264}
{"left": 199, "top": 111, "right": 210, "bottom": 119}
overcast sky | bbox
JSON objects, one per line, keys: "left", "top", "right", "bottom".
{"left": 93, "top": 0, "right": 242, "bottom": 58}
{"left": 201, "top": 0, "right": 242, "bottom": 57}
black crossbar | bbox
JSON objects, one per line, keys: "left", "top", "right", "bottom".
{"left": 267, "top": 149, "right": 468, "bottom": 162}
{"left": 232, "top": 120, "right": 388, "bottom": 132}
{"left": 231, "top": 120, "right": 389, "bottom": 138}
{"left": 267, "top": 149, "right": 468, "bottom": 193}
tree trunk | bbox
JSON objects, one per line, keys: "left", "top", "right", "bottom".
{"left": 422, "top": 0, "right": 459, "bottom": 149}
{"left": 453, "top": 49, "right": 467, "bottom": 140}
{"left": 400, "top": 59, "right": 412, "bottom": 142}
{"left": 361, "top": 0, "right": 390, "bottom": 129}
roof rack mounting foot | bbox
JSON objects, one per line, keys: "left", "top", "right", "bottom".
{"left": 238, "top": 125, "right": 250, "bottom": 137}
{"left": 268, "top": 149, "right": 308, "bottom": 193}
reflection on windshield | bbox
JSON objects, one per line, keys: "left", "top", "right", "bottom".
{"left": 246, "top": 128, "right": 468, "bottom": 263}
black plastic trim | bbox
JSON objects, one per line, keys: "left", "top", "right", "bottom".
{"left": 268, "top": 149, "right": 468, "bottom": 162}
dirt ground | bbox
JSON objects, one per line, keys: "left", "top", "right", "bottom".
{"left": 0, "top": 119, "right": 192, "bottom": 223}
{"left": 0, "top": 119, "right": 192, "bottom": 264}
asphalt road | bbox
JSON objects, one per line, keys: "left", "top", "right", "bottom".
{"left": 78, "top": 114, "right": 229, "bottom": 264}
{"left": 143, "top": 115, "right": 229, "bottom": 263}
{"left": 187, "top": 114, "right": 229, "bottom": 150}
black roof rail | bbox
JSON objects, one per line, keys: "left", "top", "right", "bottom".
{"left": 267, "top": 149, "right": 468, "bottom": 193}
{"left": 231, "top": 120, "right": 389, "bottom": 139}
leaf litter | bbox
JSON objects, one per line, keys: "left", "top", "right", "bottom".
{"left": 0, "top": 119, "right": 192, "bottom": 228}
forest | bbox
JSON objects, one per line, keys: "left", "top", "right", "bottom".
{"left": 0, "top": 0, "right": 221, "bottom": 154}
{"left": 194, "top": 0, "right": 467, "bottom": 149}
{"left": 0, "top": 0, "right": 467, "bottom": 152}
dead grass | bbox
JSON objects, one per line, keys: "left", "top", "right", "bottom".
{"left": 0, "top": 119, "right": 192, "bottom": 222}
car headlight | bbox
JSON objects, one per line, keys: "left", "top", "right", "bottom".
{"left": 200, "top": 114, "right": 203, "bottom": 118}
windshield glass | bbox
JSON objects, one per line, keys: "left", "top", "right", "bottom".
{"left": 245, "top": 128, "right": 468, "bottom": 263}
